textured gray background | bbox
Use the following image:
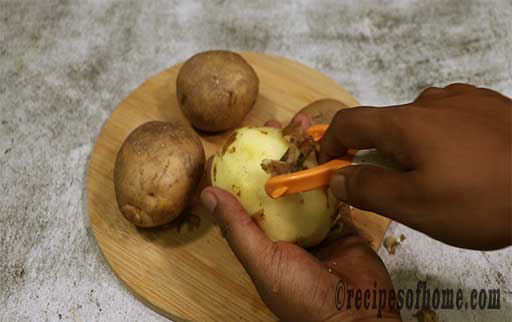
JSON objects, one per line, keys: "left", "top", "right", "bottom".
{"left": 1, "top": 1, "right": 511, "bottom": 321}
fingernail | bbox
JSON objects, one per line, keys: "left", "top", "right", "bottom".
{"left": 200, "top": 189, "right": 217, "bottom": 213}
{"left": 330, "top": 173, "right": 348, "bottom": 201}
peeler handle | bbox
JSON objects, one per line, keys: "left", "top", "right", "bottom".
{"left": 264, "top": 124, "right": 403, "bottom": 198}
{"left": 265, "top": 157, "right": 353, "bottom": 198}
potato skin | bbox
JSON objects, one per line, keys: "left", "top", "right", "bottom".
{"left": 298, "top": 98, "right": 347, "bottom": 125}
{"left": 114, "top": 121, "right": 205, "bottom": 227}
{"left": 176, "top": 50, "right": 259, "bottom": 132}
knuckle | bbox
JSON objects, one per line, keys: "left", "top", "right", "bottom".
{"left": 381, "top": 107, "right": 408, "bottom": 143}
{"left": 218, "top": 213, "right": 254, "bottom": 239}
{"left": 423, "top": 86, "right": 443, "bottom": 94}
{"left": 417, "top": 86, "right": 445, "bottom": 98}
{"left": 262, "top": 242, "right": 286, "bottom": 272}
{"left": 332, "top": 106, "right": 370, "bottom": 126}
{"left": 238, "top": 212, "right": 257, "bottom": 228}
{"left": 444, "top": 83, "right": 476, "bottom": 91}
{"left": 268, "top": 242, "right": 285, "bottom": 264}
{"left": 265, "top": 242, "right": 288, "bottom": 289}
{"left": 331, "top": 108, "right": 351, "bottom": 127}
{"left": 474, "top": 87, "right": 504, "bottom": 99}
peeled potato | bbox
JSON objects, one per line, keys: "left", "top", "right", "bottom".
{"left": 114, "top": 121, "right": 205, "bottom": 227}
{"left": 211, "top": 127, "right": 337, "bottom": 247}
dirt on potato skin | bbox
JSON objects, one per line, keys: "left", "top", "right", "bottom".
{"left": 114, "top": 121, "right": 205, "bottom": 228}
{"left": 176, "top": 50, "right": 259, "bottom": 132}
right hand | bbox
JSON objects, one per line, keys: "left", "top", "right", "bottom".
{"left": 319, "top": 84, "right": 511, "bottom": 250}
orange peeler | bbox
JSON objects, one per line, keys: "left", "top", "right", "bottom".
{"left": 265, "top": 124, "right": 400, "bottom": 198}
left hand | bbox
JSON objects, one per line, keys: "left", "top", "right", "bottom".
{"left": 200, "top": 115, "right": 401, "bottom": 322}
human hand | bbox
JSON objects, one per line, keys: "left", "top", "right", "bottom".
{"left": 200, "top": 117, "right": 401, "bottom": 322}
{"left": 319, "top": 84, "right": 511, "bottom": 250}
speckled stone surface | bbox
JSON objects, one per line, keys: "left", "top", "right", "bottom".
{"left": 1, "top": 1, "right": 511, "bottom": 321}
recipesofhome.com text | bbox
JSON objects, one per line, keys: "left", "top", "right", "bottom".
{"left": 335, "top": 280, "right": 501, "bottom": 318}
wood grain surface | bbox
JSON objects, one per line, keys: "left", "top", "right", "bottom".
{"left": 86, "top": 52, "right": 390, "bottom": 322}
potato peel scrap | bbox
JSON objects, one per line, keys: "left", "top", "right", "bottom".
{"left": 261, "top": 122, "right": 318, "bottom": 175}
{"left": 323, "top": 202, "right": 353, "bottom": 242}
{"left": 383, "top": 234, "right": 406, "bottom": 255}
{"left": 413, "top": 307, "right": 439, "bottom": 322}
{"left": 261, "top": 159, "right": 292, "bottom": 176}
{"left": 281, "top": 121, "right": 304, "bottom": 144}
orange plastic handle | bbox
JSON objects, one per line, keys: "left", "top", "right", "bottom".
{"left": 265, "top": 157, "right": 354, "bottom": 198}
{"left": 305, "top": 124, "right": 330, "bottom": 142}
{"left": 265, "top": 124, "right": 358, "bottom": 198}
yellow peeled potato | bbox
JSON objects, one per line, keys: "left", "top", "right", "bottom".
{"left": 211, "top": 127, "right": 337, "bottom": 247}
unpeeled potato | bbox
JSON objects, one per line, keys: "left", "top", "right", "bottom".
{"left": 211, "top": 127, "right": 337, "bottom": 247}
{"left": 176, "top": 50, "right": 259, "bottom": 132}
{"left": 298, "top": 98, "right": 347, "bottom": 125}
{"left": 114, "top": 121, "right": 205, "bottom": 227}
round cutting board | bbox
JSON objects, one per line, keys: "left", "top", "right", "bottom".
{"left": 87, "top": 52, "right": 390, "bottom": 322}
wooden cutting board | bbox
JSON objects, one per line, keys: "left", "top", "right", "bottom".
{"left": 86, "top": 52, "right": 390, "bottom": 322}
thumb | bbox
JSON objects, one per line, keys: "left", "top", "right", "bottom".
{"left": 200, "top": 187, "right": 273, "bottom": 275}
{"left": 329, "top": 165, "right": 416, "bottom": 218}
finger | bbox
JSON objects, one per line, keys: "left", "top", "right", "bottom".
{"left": 329, "top": 164, "right": 417, "bottom": 219}
{"left": 200, "top": 187, "right": 273, "bottom": 274}
{"left": 192, "top": 156, "right": 213, "bottom": 202}
{"left": 318, "top": 106, "right": 402, "bottom": 163}
{"left": 264, "top": 119, "right": 282, "bottom": 128}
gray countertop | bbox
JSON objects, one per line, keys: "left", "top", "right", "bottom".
{"left": 1, "top": 1, "right": 511, "bottom": 321}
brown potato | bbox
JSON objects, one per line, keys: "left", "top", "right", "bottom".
{"left": 114, "top": 121, "right": 205, "bottom": 227}
{"left": 298, "top": 98, "right": 347, "bottom": 125}
{"left": 176, "top": 50, "right": 259, "bottom": 132}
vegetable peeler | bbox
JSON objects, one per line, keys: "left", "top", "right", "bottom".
{"left": 265, "top": 124, "right": 401, "bottom": 198}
